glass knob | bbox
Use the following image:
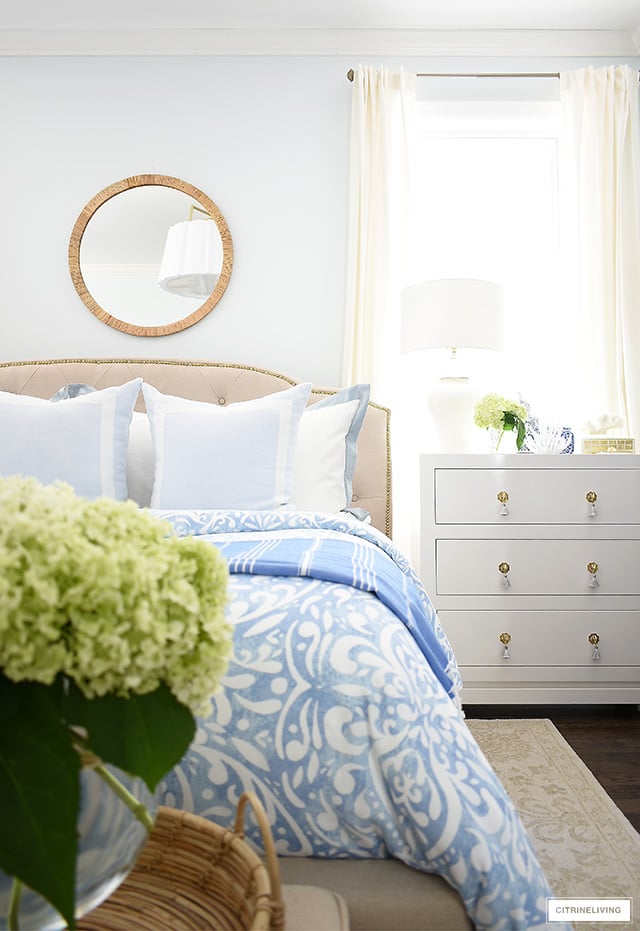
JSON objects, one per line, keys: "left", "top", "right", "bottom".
{"left": 497, "top": 491, "right": 509, "bottom": 516}
{"left": 587, "top": 561, "right": 599, "bottom": 589}
{"left": 586, "top": 491, "right": 598, "bottom": 517}
{"left": 588, "top": 632, "right": 601, "bottom": 661}
{"left": 498, "top": 562, "right": 511, "bottom": 589}
{"left": 499, "top": 631, "right": 511, "bottom": 659}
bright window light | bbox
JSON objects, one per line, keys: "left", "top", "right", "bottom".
{"left": 407, "top": 96, "right": 580, "bottom": 430}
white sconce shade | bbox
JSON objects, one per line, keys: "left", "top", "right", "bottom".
{"left": 158, "top": 220, "right": 222, "bottom": 299}
{"left": 401, "top": 278, "right": 505, "bottom": 354}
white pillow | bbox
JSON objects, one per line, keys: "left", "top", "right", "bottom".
{"left": 126, "top": 411, "right": 154, "bottom": 507}
{"left": 293, "top": 384, "right": 370, "bottom": 512}
{"left": 0, "top": 379, "right": 142, "bottom": 500}
{"left": 293, "top": 399, "right": 359, "bottom": 512}
{"left": 142, "top": 382, "right": 312, "bottom": 509}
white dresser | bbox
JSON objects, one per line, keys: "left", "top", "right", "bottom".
{"left": 420, "top": 453, "right": 640, "bottom": 704}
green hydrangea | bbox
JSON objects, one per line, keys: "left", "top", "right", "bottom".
{"left": 474, "top": 392, "right": 527, "bottom": 430}
{"left": 474, "top": 393, "right": 528, "bottom": 450}
{"left": 0, "top": 476, "right": 232, "bottom": 716}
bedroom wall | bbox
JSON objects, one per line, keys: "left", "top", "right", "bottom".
{"left": 0, "top": 53, "right": 638, "bottom": 387}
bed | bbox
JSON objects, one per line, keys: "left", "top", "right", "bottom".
{"left": 0, "top": 358, "right": 565, "bottom": 931}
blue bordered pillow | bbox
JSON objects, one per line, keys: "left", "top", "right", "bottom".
{"left": 142, "top": 382, "right": 312, "bottom": 510}
{"left": 293, "top": 384, "right": 370, "bottom": 513}
{"left": 0, "top": 379, "right": 142, "bottom": 499}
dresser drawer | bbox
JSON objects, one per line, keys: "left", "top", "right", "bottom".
{"left": 436, "top": 538, "right": 640, "bottom": 595}
{"left": 439, "top": 610, "right": 640, "bottom": 667}
{"left": 434, "top": 468, "right": 640, "bottom": 525}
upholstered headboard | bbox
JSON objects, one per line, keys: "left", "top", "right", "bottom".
{"left": 0, "top": 358, "right": 392, "bottom": 536}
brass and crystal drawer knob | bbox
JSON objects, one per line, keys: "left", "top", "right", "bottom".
{"left": 587, "top": 561, "right": 599, "bottom": 589}
{"left": 586, "top": 490, "right": 598, "bottom": 517}
{"left": 497, "top": 490, "right": 510, "bottom": 516}
{"left": 499, "top": 631, "right": 511, "bottom": 659}
{"left": 588, "top": 631, "right": 601, "bottom": 661}
{"left": 498, "top": 561, "right": 511, "bottom": 589}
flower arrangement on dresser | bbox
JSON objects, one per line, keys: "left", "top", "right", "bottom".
{"left": 0, "top": 476, "right": 231, "bottom": 930}
{"left": 473, "top": 392, "right": 528, "bottom": 451}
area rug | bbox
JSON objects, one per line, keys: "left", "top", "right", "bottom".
{"left": 468, "top": 718, "right": 640, "bottom": 931}
{"left": 279, "top": 718, "right": 640, "bottom": 930}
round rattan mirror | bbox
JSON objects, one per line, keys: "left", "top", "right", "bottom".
{"left": 69, "top": 175, "right": 233, "bottom": 336}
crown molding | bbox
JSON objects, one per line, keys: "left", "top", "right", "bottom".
{"left": 0, "top": 27, "right": 637, "bottom": 57}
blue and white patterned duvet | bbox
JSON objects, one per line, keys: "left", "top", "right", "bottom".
{"left": 157, "top": 510, "right": 564, "bottom": 931}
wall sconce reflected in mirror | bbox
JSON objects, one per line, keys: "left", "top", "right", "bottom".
{"left": 158, "top": 206, "right": 223, "bottom": 299}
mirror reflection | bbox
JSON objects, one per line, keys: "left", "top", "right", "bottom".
{"left": 69, "top": 175, "right": 233, "bottom": 336}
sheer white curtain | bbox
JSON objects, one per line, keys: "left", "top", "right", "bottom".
{"left": 342, "top": 66, "right": 415, "bottom": 402}
{"left": 343, "top": 66, "right": 417, "bottom": 558}
{"left": 560, "top": 65, "right": 640, "bottom": 441}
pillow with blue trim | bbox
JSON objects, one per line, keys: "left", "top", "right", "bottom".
{"left": 0, "top": 379, "right": 142, "bottom": 500}
{"left": 293, "top": 384, "right": 370, "bottom": 513}
{"left": 142, "top": 381, "right": 312, "bottom": 510}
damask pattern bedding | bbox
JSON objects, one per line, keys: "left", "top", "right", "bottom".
{"left": 158, "top": 510, "right": 565, "bottom": 931}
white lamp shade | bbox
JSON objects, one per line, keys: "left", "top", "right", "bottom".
{"left": 158, "top": 220, "right": 222, "bottom": 299}
{"left": 401, "top": 278, "right": 505, "bottom": 353}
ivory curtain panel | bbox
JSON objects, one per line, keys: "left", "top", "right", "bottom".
{"left": 560, "top": 65, "right": 640, "bottom": 441}
{"left": 342, "top": 66, "right": 415, "bottom": 403}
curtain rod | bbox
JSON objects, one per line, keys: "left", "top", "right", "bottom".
{"left": 347, "top": 68, "right": 640, "bottom": 81}
{"left": 346, "top": 68, "right": 560, "bottom": 81}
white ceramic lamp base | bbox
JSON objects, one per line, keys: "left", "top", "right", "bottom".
{"left": 427, "top": 376, "right": 479, "bottom": 453}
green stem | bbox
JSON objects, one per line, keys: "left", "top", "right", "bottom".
{"left": 8, "top": 878, "right": 22, "bottom": 931}
{"left": 93, "top": 765, "right": 155, "bottom": 834}
{"left": 495, "top": 430, "right": 503, "bottom": 451}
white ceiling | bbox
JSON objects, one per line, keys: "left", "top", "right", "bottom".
{"left": 1, "top": 0, "right": 639, "bottom": 56}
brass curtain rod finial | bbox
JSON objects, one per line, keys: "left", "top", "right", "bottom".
{"left": 347, "top": 68, "right": 354, "bottom": 82}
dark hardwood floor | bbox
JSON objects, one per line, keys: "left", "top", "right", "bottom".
{"left": 464, "top": 704, "right": 640, "bottom": 833}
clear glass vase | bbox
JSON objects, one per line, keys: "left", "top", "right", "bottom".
{"left": 0, "top": 764, "right": 158, "bottom": 931}
{"left": 488, "top": 427, "right": 519, "bottom": 453}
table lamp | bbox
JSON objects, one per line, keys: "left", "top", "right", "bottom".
{"left": 401, "top": 278, "right": 505, "bottom": 452}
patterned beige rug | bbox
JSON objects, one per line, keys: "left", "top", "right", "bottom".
{"left": 468, "top": 718, "right": 640, "bottom": 931}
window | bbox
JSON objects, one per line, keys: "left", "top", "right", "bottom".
{"left": 407, "top": 89, "right": 580, "bottom": 429}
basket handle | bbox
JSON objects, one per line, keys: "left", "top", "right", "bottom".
{"left": 235, "top": 791, "right": 283, "bottom": 906}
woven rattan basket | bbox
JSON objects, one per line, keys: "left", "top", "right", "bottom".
{"left": 79, "top": 792, "right": 285, "bottom": 931}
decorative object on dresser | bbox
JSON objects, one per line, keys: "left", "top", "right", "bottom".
{"left": 421, "top": 453, "right": 640, "bottom": 704}
{"left": 401, "top": 278, "right": 504, "bottom": 453}
{"left": 473, "top": 392, "right": 527, "bottom": 452}
{"left": 582, "top": 436, "right": 635, "bottom": 454}
{"left": 524, "top": 423, "right": 575, "bottom": 454}
{"left": 581, "top": 412, "right": 634, "bottom": 454}
{"left": 519, "top": 398, "right": 575, "bottom": 454}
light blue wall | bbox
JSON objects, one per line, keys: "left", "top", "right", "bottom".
{"left": 1, "top": 53, "right": 637, "bottom": 385}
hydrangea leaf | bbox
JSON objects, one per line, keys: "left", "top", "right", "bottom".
{"left": 0, "top": 673, "right": 80, "bottom": 930}
{"left": 503, "top": 411, "right": 527, "bottom": 449}
{"left": 62, "top": 680, "right": 196, "bottom": 791}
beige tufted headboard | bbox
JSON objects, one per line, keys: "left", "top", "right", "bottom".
{"left": 0, "top": 358, "right": 392, "bottom": 536}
